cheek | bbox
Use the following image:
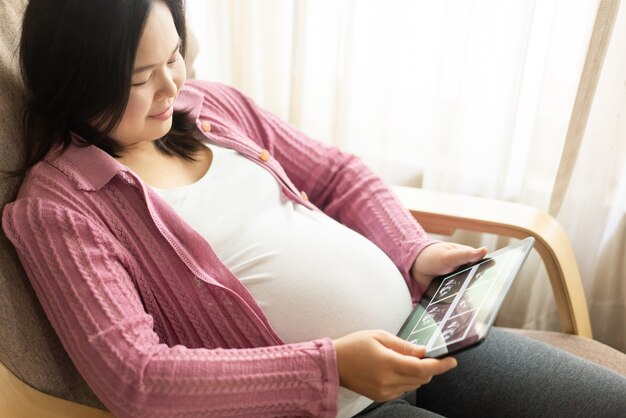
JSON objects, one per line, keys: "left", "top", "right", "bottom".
{"left": 115, "top": 94, "right": 151, "bottom": 137}
{"left": 123, "top": 93, "right": 151, "bottom": 122}
{"left": 120, "top": 94, "right": 152, "bottom": 127}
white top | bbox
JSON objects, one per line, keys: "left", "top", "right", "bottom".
{"left": 152, "top": 143, "right": 414, "bottom": 418}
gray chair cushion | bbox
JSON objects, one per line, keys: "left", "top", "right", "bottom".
{"left": 504, "top": 328, "right": 626, "bottom": 377}
{"left": 0, "top": 1, "right": 202, "bottom": 410}
{"left": 0, "top": 0, "right": 105, "bottom": 410}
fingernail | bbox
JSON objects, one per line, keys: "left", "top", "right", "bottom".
{"left": 414, "top": 345, "right": 426, "bottom": 354}
{"left": 409, "top": 345, "right": 425, "bottom": 357}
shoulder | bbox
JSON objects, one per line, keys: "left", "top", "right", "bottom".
{"left": 14, "top": 159, "right": 74, "bottom": 201}
{"left": 182, "top": 80, "right": 265, "bottom": 135}
{"left": 16, "top": 141, "right": 123, "bottom": 197}
{"left": 3, "top": 180, "right": 95, "bottom": 256}
{"left": 183, "top": 79, "right": 247, "bottom": 102}
{"left": 2, "top": 159, "right": 135, "bottom": 260}
{"left": 183, "top": 80, "right": 258, "bottom": 117}
{"left": 3, "top": 147, "right": 128, "bottom": 232}
{"left": 4, "top": 162, "right": 89, "bottom": 225}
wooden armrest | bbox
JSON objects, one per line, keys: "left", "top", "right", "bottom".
{"left": 0, "top": 360, "right": 112, "bottom": 418}
{"left": 393, "top": 185, "right": 593, "bottom": 338}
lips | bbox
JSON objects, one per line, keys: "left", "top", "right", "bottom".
{"left": 149, "top": 105, "right": 174, "bottom": 121}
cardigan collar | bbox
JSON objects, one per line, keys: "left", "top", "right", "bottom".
{"left": 44, "top": 84, "right": 204, "bottom": 192}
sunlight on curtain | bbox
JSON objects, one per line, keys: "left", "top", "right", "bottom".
{"left": 187, "top": 0, "right": 626, "bottom": 351}
{"left": 550, "top": 3, "right": 626, "bottom": 349}
{"left": 503, "top": 2, "right": 626, "bottom": 348}
{"left": 188, "top": 1, "right": 596, "bottom": 200}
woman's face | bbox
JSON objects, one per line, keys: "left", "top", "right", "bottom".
{"left": 110, "top": 1, "right": 186, "bottom": 152}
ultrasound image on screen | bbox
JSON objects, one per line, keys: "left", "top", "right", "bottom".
{"left": 468, "top": 259, "right": 497, "bottom": 288}
{"left": 398, "top": 238, "right": 534, "bottom": 358}
{"left": 431, "top": 269, "right": 472, "bottom": 303}
{"left": 416, "top": 303, "right": 448, "bottom": 329}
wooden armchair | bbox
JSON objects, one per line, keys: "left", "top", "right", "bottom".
{"left": 3, "top": 186, "right": 625, "bottom": 418}
{"left": 1, "top": 1, "right": 624, "bottom": 417}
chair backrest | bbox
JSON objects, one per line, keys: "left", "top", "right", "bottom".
{"left": 0, "top": 0, "right": 201, "bottom": 409}
{"left": 0, "top": 0, "right": 106, "bottom": 409}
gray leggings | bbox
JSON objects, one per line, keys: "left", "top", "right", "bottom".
{"left": 356, "top": 328, "right": 626, "bottom": 417}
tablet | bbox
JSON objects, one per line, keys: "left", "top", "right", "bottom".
{"left": 397, "top": 237, "right": 535, "bottom": 358}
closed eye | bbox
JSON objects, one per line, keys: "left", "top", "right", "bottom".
{"left": 131, "top": 38, "right": 182, "bottom": 87}
{"left": 168, "top": 51, "right": 180, "bottom": 65}
{"left": 131, "top": 74, "right": 152, "bottom": 87}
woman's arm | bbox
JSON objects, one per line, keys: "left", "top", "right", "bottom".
{"left": 2, "top": 198, "right": 339, "bottom": 418}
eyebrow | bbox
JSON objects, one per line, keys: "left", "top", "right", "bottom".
{"left": 132, "top": 38, "right": 182, "bottom": 74}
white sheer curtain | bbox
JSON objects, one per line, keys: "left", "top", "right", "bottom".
{"left": 187, "top": 0, "right": 626, "bottom": 352}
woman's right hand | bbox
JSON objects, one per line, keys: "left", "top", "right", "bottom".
{"left": 332, "top": 330, "right": 457, "bottom": 402}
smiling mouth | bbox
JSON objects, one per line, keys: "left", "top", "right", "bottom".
{"left": 149, "top": 105, "right": 174, "bottom": 121}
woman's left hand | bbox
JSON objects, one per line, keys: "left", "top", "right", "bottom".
{"left": 411, "top": 242, "right": 488, "bottom": 290}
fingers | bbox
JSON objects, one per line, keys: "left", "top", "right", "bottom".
{"left": 471, "top": 246, "right": 489, "bottom": 261}
{"left": 393, "top": 353, "right": 458, "bottom": 379}
{"left": 377, "top": 385, "right": 423, "bottom": 402}
{"left": 374, "top": 331, "right": 457, "bottom": 373}
{"left": 374, "top": 331, "right": 458, "bottom": 382}
{"left": 377, "top": 353, "right": 457, "bottom": 397}
{"left": 375, "top": 331, "right": 427, "bottom": 358}
{"left": 443, "top": 245, "right": 488, "bottom": 267}
{"left": 334, "top": 330, "right": 459, "bottom": 402}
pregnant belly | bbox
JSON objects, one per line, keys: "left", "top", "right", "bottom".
{"left": 224, "top": 207, "right": 415, "bottom": 344}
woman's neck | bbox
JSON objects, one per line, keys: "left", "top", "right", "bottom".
{"left": 117, "top": 141, "right": 213, "bottom": 189}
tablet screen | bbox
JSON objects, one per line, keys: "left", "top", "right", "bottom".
{"left": 397, "top": 237, "right": 534, "bottom": 358}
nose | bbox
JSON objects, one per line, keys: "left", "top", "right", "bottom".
{"left": 155, "top": 68, "right": 179, "bottom": 101}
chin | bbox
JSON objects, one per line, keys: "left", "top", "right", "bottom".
{"left": 153, "top": 119, "right": 174, "bottom": 137}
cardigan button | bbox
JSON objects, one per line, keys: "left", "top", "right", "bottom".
{"left": 300, "top": 190, "right": 309, "bottom": 201}
{"left": 259, "top": 149, "right": 270, "bottom": 162}
{"left": 200, "top": 121, "right": 212, "bottom": 133}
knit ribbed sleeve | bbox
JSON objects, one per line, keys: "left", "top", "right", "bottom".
{"left": 2, "top": 198, "right": 339, "bottom": 418}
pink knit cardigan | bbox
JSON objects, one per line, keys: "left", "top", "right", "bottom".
{"left": 2, "top": 81, "right": 435, "bottom": 417}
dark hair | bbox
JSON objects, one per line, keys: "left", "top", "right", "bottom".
{"left": 14, "top": 0, "right": 204, "bottom": 175}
